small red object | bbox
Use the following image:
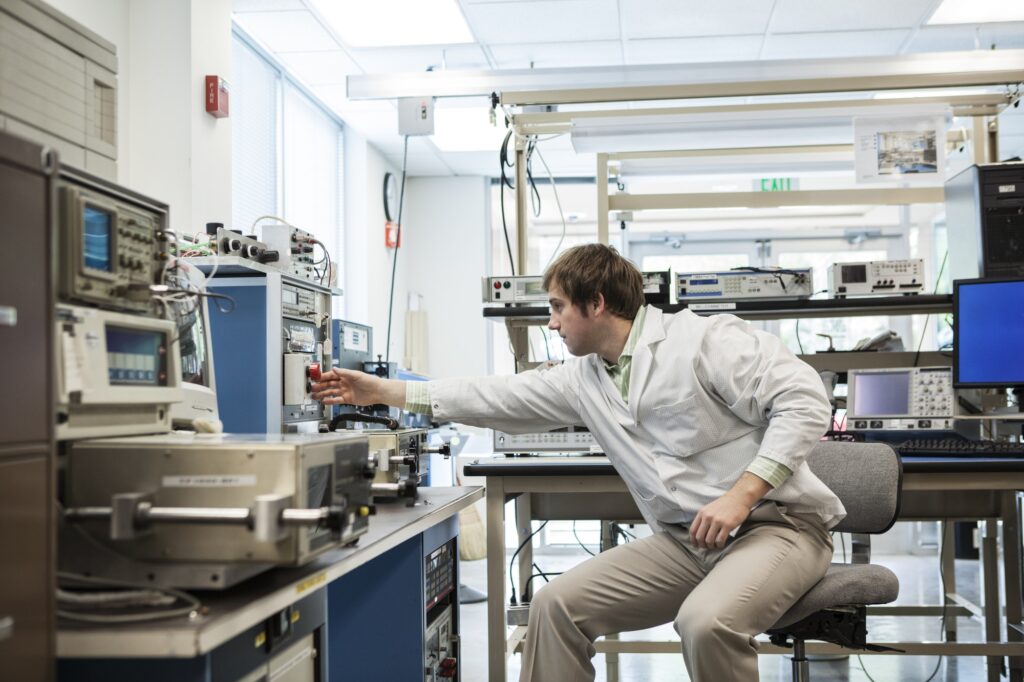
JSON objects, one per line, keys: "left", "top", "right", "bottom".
{"left": 307, "top": 363, "right": 321, "bottom": 381}
{"left": 385, "top": 221, "right": 401, "bottom": 249}
{"left": 205, "top": 75, "right": 229, "bottom": 118}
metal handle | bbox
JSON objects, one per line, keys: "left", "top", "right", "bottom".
{"left": 0, "top": 616, "right": 13, "bottom": 643}
{"left": 63, "top": 493, "right": 349, "bottom": 542}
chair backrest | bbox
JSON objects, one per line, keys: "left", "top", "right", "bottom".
{"left": 804, "top": 441, "right": 902, "bottom": 534}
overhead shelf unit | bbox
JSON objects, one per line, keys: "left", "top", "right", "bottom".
{"left": 499, "top": 49, "right": 1024, "bottom": 251}
{"left": 484, "top": 295, "right": 953, "bottom": 371}
{"left": 483, "top": 294, "right": 952, "bottom": 322}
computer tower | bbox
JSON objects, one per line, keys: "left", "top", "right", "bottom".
{"left": 945, "top": 161, "right": 1024, "bottom": 281}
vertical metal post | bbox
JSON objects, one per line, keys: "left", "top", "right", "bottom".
{"left": 792, "top": 639, "right": 810, "bottom": 682}
{"left": 982, "top": 519, "right": 1001, "bottom": 682}
{"left": 515, "top": 136, "right": 529, "bottom": 273}
{"left": 517, "top": 495, "right": 534, "bottom": 602}
{"left": 487, "top": 476, "right": 508, "bottom": 682}
{"left": 597, "top": 153, "right": 609, "bottom": 246}
{"left": 986, "top": 117, "right": 999, "bottom": 163}
{"left": 1003, "top": 492, "right": 1024, "bottom": 682}
{"left": 972, "top": 116, "right": 996, "bottom": 165}
{"left": 941, "top": 521, "right": 958, "bottom": 642}
{"left": 601, "top": 521, "right": 620, "bottom": 682}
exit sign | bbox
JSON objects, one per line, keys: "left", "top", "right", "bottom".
{"left": 754, "top": 177, "right": 799, "bottom": 192}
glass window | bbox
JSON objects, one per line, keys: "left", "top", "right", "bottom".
{"left": 231, "top": 30, "right": 346, "bottom": 315}
{"left": 282, "top": 82, "right": 344, "bottom": 315}
{"left": 231, "top": 36, "right": 278, "bottom": 232}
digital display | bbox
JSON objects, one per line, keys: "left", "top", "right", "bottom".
{"left": 106, "top": 326, "right": 166, "bottom": 386}
{"left": 852, "top": 371, "right": 911, "bottom": 417}
{"left": 523, "top": 280, "right": 545, "bottom": 296}
{"left": 282, "top": 289, "right": 298, "bottom": 305}
{"left": 954, "top": 278, "right": 1024, "bottom": 388}
{"left": 689, "top": 278, "right": 718, "bottom": 285}
{"left": 83, "top": 205, "right": 114, "bottom": 272}
{"left": 841, "top": 264, "right": 868, "bottom": 283}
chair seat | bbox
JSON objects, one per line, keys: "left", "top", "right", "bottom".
{"left": 770, "top": 563, "right": 899, "bottom": 630}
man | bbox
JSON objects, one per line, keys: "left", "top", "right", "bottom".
{"left": 312, "top": 243, "right": 842, "bottom": 682}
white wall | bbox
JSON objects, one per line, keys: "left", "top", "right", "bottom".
{"left": 39, "top": 0, "right": 232, "bottom": 234}
{"left": 404, "top": 176, "right": 492, "bottom": 379}
{"left": 344, "top": 128, "right": 406, "bottom": 364}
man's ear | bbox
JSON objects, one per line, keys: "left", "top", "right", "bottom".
{"left": 592, "top": 293, "right": 606, "bottom": 316}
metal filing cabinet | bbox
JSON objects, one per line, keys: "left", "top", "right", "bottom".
{"left": 0, "top": 130, "right": 56, "bottom": 681}
{"left": 0, "top": 0, "right": 118, "bottom": 179}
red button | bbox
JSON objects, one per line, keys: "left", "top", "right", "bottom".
{"left": 307, "top": 363, "right": 321, "bottom": 381}
{"left": 493, "top": 281, "right": 501, "bottom": 289}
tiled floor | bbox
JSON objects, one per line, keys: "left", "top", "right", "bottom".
{"left": 458, "top": 550, "right": 1002, "bottom": 681}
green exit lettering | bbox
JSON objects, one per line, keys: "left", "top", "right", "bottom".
{"left": 755, "top": 177, "right": 798, "bottom": 192}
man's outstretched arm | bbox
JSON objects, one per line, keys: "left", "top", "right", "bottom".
{"left": 311, "top": 368, "right": 406, "bottom": 407}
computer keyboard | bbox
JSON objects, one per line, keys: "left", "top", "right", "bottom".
{"left": 894, "top": 438, "right": 1024, "bottom": 458}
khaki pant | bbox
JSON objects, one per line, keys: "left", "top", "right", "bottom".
{"left": 520, "top": 503, "right": 834, "bottom": 682}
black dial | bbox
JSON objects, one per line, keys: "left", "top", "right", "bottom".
{"left": 383, "top": 172, "right": 398, "bottom": 222}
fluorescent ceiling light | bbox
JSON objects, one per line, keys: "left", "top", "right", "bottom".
{"left": 309, "top": 0, "right": 474, "bottom": 48}
{"left": 432, "top": 108, "right": 507, "bottom": 152}
{"left": 927, "top": 0, "right": 1024, "bottom": 24}
{"left": 873, "top": 87, "right": 1001, "bottom": 99}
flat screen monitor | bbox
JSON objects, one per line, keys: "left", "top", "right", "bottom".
{"left": 848, "top": 370, "right": 912, "bottom": 418}
{"left": 953, "top": 277, "right": 1024, "bottom": 389}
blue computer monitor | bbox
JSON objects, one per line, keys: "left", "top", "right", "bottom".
{"left": 953, "top": 277, "right": 1024, "bottom": 389}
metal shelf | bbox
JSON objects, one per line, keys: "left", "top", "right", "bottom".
{"left": 185, "top": 256, "right": 343, "bottom": 296}
{"left": 483, "top": 294, "right": 952, "bottom": 323}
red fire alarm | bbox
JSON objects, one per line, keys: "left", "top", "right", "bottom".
{"left": 385, "top": 221, "right": 401, "bottom": 248}
{"left": 205, "top": 75, "right": 229, "bottom": 118}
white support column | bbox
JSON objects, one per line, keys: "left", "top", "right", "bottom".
{"left": 597, "top": 153, "right": 609, "bottom": 246}
{"left": 515, "top": 135, "right": 529, "bottom": 274}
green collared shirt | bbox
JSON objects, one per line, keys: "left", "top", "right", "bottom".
{"left": 404, "top": 305, "right": 791, "bottom": 489}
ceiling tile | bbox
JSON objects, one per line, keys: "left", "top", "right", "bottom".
{"left": 905, "top": 23, "right": 1024, "bottom": 53}
{"left": 232, "top": 0, "right": 306, "bottom": 12}
{"left": 350, "top": 44, "right": 490, "bottom": 75}
{"left": 233, "top": 10, "right": 339, "bottom": 52}
{"left": 621, "top": 0, "right": 774, "bottom": 39}
{"left": 490, "top": 41, "right": 622, "bottom": 69}
{"left": 277, "top": 50, "right": 362, "bottom": 86}
{"left": 770, "top": 0, "right": 935, "bottom": 33}
{"left": 626, "top": 36, "right": 764, "bottom": 65}
{"left": 762, "top": 29, "right": 910, "bottom": 60}
{"left": 463, "top": 0, "right": 620, "bottom": 45}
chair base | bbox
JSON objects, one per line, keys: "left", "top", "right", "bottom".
{"left": 767, "top": 605, "right": 867, "bottom": 651}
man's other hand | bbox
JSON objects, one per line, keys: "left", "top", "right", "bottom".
{"left": 689, "top": 494, "right": 752, "bottom": 550}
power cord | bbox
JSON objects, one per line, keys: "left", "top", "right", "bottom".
{"left": 572, "top": 520, "right": 595, "bottom": 556}
{"left": 509, "top": 520, "right": 548, "bottom": 605}
{"left": 57, "top": 571, "right": 202, "bottom": 624}
{"left": 912, "top": 251, "right": 948, "bottom": 368}
{"left": 498, "top": 129, "right": 518, "bottom": 276}
{"left": 384, "top": 135, "right": 410, "bottom": 364}
{"left": 856, "top": 530, "right": 946, "bottom": 682}
{"left": 533, "top": 143, "right": 567, "bottom": 269}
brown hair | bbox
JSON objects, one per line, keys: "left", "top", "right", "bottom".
{"left": 542, "top": 243, "right": 644, "bottom": 319}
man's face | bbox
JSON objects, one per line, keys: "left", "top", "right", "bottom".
{"left": 547, "top": 284, "right": 597, "bottom": 357}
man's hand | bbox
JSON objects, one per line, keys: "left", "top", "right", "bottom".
{"left": 689, "top": 472, "right": 772, "bottom": 549}
{"left": 311, "top": 368, "right": 389, "bottom": 406}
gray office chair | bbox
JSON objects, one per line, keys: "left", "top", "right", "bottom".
{"left": 765, "top": 441, "right": 902, "bottom": 682}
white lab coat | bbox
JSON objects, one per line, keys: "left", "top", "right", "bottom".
{"left": 431, "top": 306, "right": 846, "bottom": 529}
